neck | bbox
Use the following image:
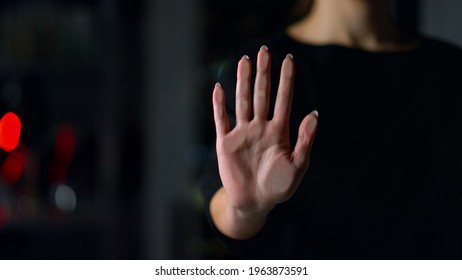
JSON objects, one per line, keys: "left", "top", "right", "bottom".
{"left": 288, "top": 0, "right": 418, "bottom": 51}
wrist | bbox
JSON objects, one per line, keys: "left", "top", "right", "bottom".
{"left": 210, "top": 187, "right": 270, "bottom": 240}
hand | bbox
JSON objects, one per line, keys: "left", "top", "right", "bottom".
{"left": 210, "top": 46, "right": 318, "bottom": 239}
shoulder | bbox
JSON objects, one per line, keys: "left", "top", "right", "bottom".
{"left": 409, "top": 36, "right": 462, "bottom": 89}
{"left": 419, "top": 37, "right": 462, "bottom": 65}
{"left": 421, "top": 37, "right": 462, "bottom": 54}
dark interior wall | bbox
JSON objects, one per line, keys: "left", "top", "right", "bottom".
{"left": 420, "top": 0, "right": 462, "bottom": 47}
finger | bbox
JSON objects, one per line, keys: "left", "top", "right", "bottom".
{"left": 273, "top": 54, "right": 295, "bottom": 124}
{"left": 253, "top": 45, "right": 271, "bottom": 120}
{"left": 213, "top": 83, "right": 230, "bottom": 137}
{"left": 236, "top": 55, "right": 252, "bottom": 124}
{"left": 292, "top": 110, "right": 318, "bottom": 170}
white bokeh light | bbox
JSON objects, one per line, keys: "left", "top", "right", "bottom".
{"left": 55, "top": 184, "right": 76, "bottom": 213}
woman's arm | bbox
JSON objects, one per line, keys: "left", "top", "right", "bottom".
{"left": 210, "top": 46, "right": 318, "bottom": 240}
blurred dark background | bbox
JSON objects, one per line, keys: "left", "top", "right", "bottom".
{"left": 0, "top": 0, "right": 460, "bottom": 259}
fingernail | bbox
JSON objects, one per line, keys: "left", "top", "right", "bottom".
{"left": 260, "top": 45, "right": 268, "bottom": 51}
{"left": 286, "top": 53, "right": 293, "bottom": 59}
{"left": 242, "top": 55, "right": 250, "bottom": 60}
{"left": 215, "top": 82, "right": 221, "bottom": 88}
{"left": 311, "top": 110, "right": 319, "bottom": 118}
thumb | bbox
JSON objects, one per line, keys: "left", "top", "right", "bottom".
{"left": 292, "top": 110, "right": 318, "bottom": 170}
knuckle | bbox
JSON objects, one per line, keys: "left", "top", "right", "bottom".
{"left": 256, "top": 89, "right": 266, "bottom": 97}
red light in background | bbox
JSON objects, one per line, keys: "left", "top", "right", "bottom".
{"left": 55, "top": 125, "right": 76, "bottom": 164}
{"left": 49, "top": 125, "right": 77, "bottom": 185}
{"left": 1, "top": 149, "right": 26, "bottom": 185}
{"left": 0, "top": 112, "right": 21, "bottom": 152}
{"left": 49, "top": 164, "right": 68, "bottom": 184}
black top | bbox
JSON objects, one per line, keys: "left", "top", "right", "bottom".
{"left": 201, "top": 32, "right": 462, "bottom": 259}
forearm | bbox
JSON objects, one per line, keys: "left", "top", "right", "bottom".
{"left": 210, "top": 187, "right": 268, "bottom": 240}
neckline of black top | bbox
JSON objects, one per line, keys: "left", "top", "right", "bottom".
{"left": 277, "top": 31, "right": 429, "bottom": 57}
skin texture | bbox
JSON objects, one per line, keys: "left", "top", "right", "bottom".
{"left": 210, "top": 47, "right": 318, "bottom": 240}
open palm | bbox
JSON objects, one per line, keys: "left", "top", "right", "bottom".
{"left": 213, "top": 46, "right": 318, "bottom": 217}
